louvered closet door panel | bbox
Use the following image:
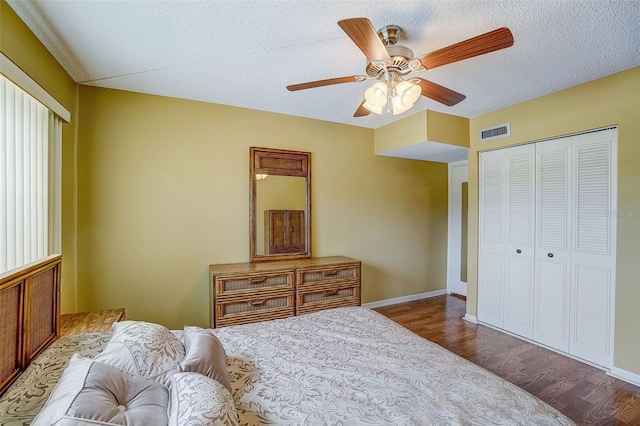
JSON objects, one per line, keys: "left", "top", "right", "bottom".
{"left": 534, "top": 137, "right": 572, "bottom": 352}
{"left": 570, "top": 129, "right": 617, "bottom": 367}
{"left": 478, "top": 150, "right": 505, "bottom": 328}
{"left": 503, "top": 144, "right": 535, "bottom": 339}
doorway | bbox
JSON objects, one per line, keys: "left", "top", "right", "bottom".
{"left": 447, "top": 161, "right": 468, "bottom": 296}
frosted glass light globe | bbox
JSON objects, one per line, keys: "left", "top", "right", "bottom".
{"left": 362, "top": 101, "right": 383, "bottom": 115}
{"left": 396, "top": 81, "right": 421, "bottom": 107}
{"left": 364, "top": 82, "right": 388, "bottom": 108}
{"left": 391, "top": 96, "right": 413, "bottom": 115}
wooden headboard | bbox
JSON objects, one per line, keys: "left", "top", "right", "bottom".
{"left": 0, "top": 255, "right": 61, "bottom": 395}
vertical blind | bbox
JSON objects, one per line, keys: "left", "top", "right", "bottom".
{"left": 0, "top": 74, "right": 62, "bottom": 274}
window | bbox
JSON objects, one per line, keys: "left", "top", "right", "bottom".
{"left": 0, "top": 67, "right": 64, "bottom": 274}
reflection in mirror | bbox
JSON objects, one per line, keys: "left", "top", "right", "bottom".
{"left": 250, "top": 147, "right": 311, "bottom": 262}
{"left": 256, "top": 176, "right": 306, "bottom": 255}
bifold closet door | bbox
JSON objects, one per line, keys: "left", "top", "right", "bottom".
{"left": 478, "top": 150, "right": 505, "bottom": 329}
{"left": 569, "top": 129, "right": 617, "bottom": 367}
{"left": 502, "top": 145, "right": 535, "bottom": 339}
{"left": 534, "top": 136, "right": 572, "bottom": 352}
{"left": 479, "top": 144, "right": 535, "bottom": 338}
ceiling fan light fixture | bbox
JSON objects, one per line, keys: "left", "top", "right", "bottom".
{"left": 362, "top": 78, "right": 420, "bottom": 115}
{"left": 364, "top": 82, "right": 388, "bottom": 107}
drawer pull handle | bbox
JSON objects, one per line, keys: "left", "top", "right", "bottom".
{"left": 322, "top": 270, "right": 338, "bottom": 277}
{"left": 249, "top": 300, "right": 267, "bottom": 306}
{"left": 250, "top": 277, "right": 267, "bottom": 284}
{"left": 323, "top": 290, "right": 339, "bottom": 297}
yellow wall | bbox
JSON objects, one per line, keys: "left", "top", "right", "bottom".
{"left": 375, "top": 111, "right": 427, "bottom": 153}
{"left": 425, "top": 110, "right": 469, "bottom": 148}
{"left": 76, "top": 86, "right": 449, "bottom": 329}
{"left": 1, "top": 0, "right": 79, "bottom": 313}
{"left": 467, "top": 67, "right": 640, "bottom": 375}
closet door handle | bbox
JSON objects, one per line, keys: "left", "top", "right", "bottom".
{"left": 547, "top": 253, "right": 554, "bottom": 258}
{"left": 516, "top": 249, "right": 522, "bottom": 254}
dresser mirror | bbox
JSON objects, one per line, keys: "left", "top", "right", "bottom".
{"left": 250, "top": 147, "right": 311, "bottom": 262}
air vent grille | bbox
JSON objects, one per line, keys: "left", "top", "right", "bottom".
{"left": 480, "top": 123, "right": 511, "bottom": 141}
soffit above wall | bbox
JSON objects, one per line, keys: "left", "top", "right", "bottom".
{"left": 374, "top": 109, "right": 469, "bottom": 162}
{"left": 379, "top": 141, "right": 468, "bottom": 163}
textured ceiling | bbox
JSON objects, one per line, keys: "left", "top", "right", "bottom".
{"left": 7, "top": 1, "right": 640, "bottom": 130}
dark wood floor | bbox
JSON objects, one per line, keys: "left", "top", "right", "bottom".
{"left": 374, "top": 295, "right": 640, "bottom": 426}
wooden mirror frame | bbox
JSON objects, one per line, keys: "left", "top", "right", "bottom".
{"left": 250, "top": 147, "right": 311, "bottom": 262}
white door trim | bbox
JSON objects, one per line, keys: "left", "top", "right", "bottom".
{"left": 447, "top": 160, "right": 468, "bottom": 296}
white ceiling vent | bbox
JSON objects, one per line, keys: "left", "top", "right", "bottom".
{"left": 480, "top": 123, "right": 510, "bottom": 141}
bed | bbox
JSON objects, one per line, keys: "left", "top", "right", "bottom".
{"left": 0, "top": 304, "right": 573, "bottom": 425}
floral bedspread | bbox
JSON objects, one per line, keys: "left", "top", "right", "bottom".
{"left": 213, "top": 307, "right": 574, "bottom": 426}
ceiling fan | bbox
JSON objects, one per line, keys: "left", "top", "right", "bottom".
{"left": 286, "top": 18, "right": 514, "bottom": 117}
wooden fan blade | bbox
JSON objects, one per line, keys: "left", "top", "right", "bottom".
{"left": 418, "top": 27, "right": 513, "bottom": 70}
{"left": 354, "top": 100, "right": 371, "bottom": 117}
{"left": 286, "top": 76, "right": 357, "bottom": 91}
{"left": 338, "top": 18, "right": 391, "bottom": 62}
{"left": 415, "top": 78, "right": 466, "bottom": 106}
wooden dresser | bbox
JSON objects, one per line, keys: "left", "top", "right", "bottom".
{"left": 210, "top": 256, "right": 361, "bottom": 328}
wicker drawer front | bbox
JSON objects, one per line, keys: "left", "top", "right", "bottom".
{"left": 298, "top": 265, "right": 360, "bottom": 287}
{"left": 216, "top": 272, "right": 294, "bottom": 295}
{"left": 215, "top": 293, "right": 294, "bottom": 327}
{"left": 297, "top": 284, "right": 360, "bottom": 315}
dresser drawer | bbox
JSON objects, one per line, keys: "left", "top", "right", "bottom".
{"left": 214, "top": 271, "right": 294, "bottom": 296}
{"left": 215, "top": 291, "right": 294, "bottom": 328}
{"left": 296, "top": 283, "right": 360, "bottom": 315}
{"left": 297, "top": 264, "right": 360, "bottom": 287}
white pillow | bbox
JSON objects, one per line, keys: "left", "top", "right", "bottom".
{"left": 32, "top": 354, "right": 169, "bottom": 426}
{"left": 94, "top": 320, "right": 185, "bottom": 386}
{"left": 168, "top": 372, "right": 239, "bottom": 426}
{"left": 180, "top": 326, "right": 231, "bottom": 392}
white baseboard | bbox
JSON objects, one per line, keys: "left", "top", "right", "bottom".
{"left": 609, "top": 367, "right": 640, "bottom": 387}
{"left": 363, "top": 289, "right": 447, "bottom": 309}
{"left": 463, "top": 313, "right": 478, "bottom": 324}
